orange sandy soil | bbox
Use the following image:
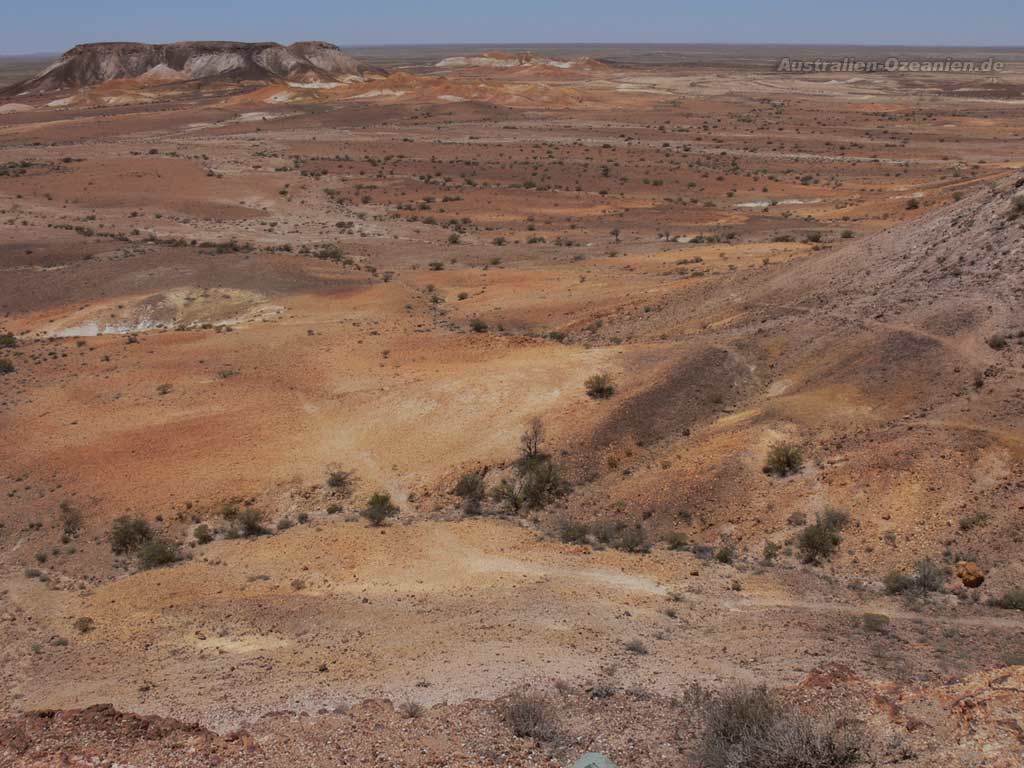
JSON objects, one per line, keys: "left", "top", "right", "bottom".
{"left": 1, "top": 51, "right": 1024, "bottom": 765}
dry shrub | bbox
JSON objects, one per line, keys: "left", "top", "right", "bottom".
{"left": 696, "top": 685, "right": 864, "bottom": 768}
{"left": 503, "top": 691, "right": 560, "bottom": 742}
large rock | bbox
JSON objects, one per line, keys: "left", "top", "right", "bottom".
{"left": 955, "top": 560, "right": 985, "bottom": 588}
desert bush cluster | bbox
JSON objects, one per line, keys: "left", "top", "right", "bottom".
{"left": 455, "top": 419, "right": 570, "bottom": 516}
{"left": 763, "top": 442, "right": 804, "bottom": 477}
{"left": 695, "top": 685, "right": 864, "bottom": 768}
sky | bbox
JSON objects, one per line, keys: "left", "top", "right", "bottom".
{"left": 2, "top": 0, "right": 1022, "bottom": 55}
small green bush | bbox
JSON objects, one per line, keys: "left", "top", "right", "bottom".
{"left": 798, "top": 509, "right": 849, "bottom": 564}
{"left": 0, "top": 332, "right": 16, "bottom": 348}
{"left": 361, "top": 492, "right": 398, "bottom": 526}
{"left": 59, "top": 501, "right": 82, "bottom": 536}
{"left": 615, "top": 525, "right": 650, "bottom": 553}
{"left": 558, "top": 519, "right": 590, "bottom": 544}
{"left": 585, "top": 372, "right": 615, "bottom": 399}
{"left": 885, "top": 559, "right": 945, "bottom": 595}
{"left": 763, "top": 442, "right": 804, "bottom": 477}
{"left": 884, "top": 571, "right": 916, "bottom": 595}
{"left": 236, "top": 508, "right": 268, "bottom": 537}
{"left": 327, "top": 470, "right": 351, "bottom": 490}
{"left": 193, "top": 524, "right": 213, "bottom": 544}
{"left": 862, "top": 613, "right": 890, "bottom": 633}
{"left": 110, "top": 516, "right": 153, "bottom": 554}
{"left": 469, "top": 318, "right": 488, "bottom": 333}
{"left": 138, "top": 537, "right": 180, "bottom": 569}
{"left": 989, "top": 588, "right": 1024, "bottom": 610}
{"left": 454, "top": 470, "right": 486, "bottom": 514}
{"left": 0, "top": 359, "right": 14, "bottom": 375}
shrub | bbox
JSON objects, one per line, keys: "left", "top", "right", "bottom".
{"left": 193, "top": 524, "right": 213, "bottom": 544}
{"left": 585, "top": 373, "right": 615, "bottom": 399}
{"left": 762, "top": 541, "right": 781, "bottom": 564}
{"left": 913, "top": 558, "right": 945, "bottom": 593}
{"left": 74, "top": 617, "right": 95, "bottom": 634}
{"left": 469, "top": 318, "right": 488, "bottom": 333}
{"left": 885, "top": 559, "right": 945, "bottom": 595}
{"left": 715, "top": 545, "right": 736, "bottom": 564}
{"left": 110, "top": 516, "right": 153, "bottom": 554}
{"left": 987, "top": 335, "right": 1008, "bottom": 350}
{"left": 884, "top": 571, "right": 916, "bottom": 595}
{"left": 989, "top": 588, "right": 1024, "bottom": 611}
{"left": 0, "top": 332, "right": 16, "bottom": 348}
{"left": 862, "top": 613, "right": 890, "bottom": 633}
{"left": 59, "top": 501, "right": 82, "bottom": 536}
{"left": 520, "top": 458, "right": 568, "bottom": 509}
{"left": 798, "top": 509, "right": 849, "bottom": 564}
{"left": 519, "top": 418, "right": 546, "bottom": 463}
{"left": 138, "top": 537, "right": 180, "bottom": 569}
{"left": 277, "top": 517, "right": 293, "bottom": 531}
{"left": 503, "top": 692, "right": 560, "bottom": 742}
{"left": 454, "top": 470, "right": 486, "bottom": 514}
{"left": 614, "top": 525, "right": 650, "bottom": 553}
{"left": 695, "top": 685, "right": 863, "bottom": 768}
{"left": 400, "top": 701, "right": 424, "bottom": 718}
{"left": 624, "top": 639, "right": 649, "bottom": 655}
{"left": 905, "top": 198, "right": 920, "bottom": 210}
{"left": 361, "top": 492, "right": 398, "bottom": 526}
{"left": 558, "top": 519, "right": 590, "bottom": 544}
{"left": 236, "top": 508, "right": 268, "bottom": 537}
{"left": 764, "top": 442, "right": 804, "bottom": 477}
{"left": 327, "top": 470, "right": 352, "bottom": 490}
{"left": 0, "top": 359, "right": 14, "bottom": 375}
{"left": 491, "top": 478, "right": 524, "bottom": 512}
{"left": 665, "top": 531, "right": 689, "bottom": 551}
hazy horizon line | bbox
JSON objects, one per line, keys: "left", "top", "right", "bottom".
{"left": 3, "top": 40, "right": 1024, "bottom": 58}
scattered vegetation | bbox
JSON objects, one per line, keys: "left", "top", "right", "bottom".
{"left": 695, "top": 685, "right": 864, "bottom": 768}
{"left": 503, "top": 691, "right": 560, "bottom": 742}
{"left": 798, "top": 508, "right": 850, "bottom": 564}
{"left": 193, "top": 524, "right": 213, "bottom": 544}
{"left": 453, "top": 470, "right": 486, "bottom": 515}
{"left": 884, "top": 559, "right": 945, "bottom": 596}
{"left": 361, "top": 492, "right": 399, "bottom": 526}
{"left": 763, "top": 442, "right": 804, "bottom": 477}
{"left": 235, "top": 508, "right": 268, "bottom": 538}
{"left": 138, "top": 537, "right": 180, "bottom": 569}
{"left": 988, "top": 588, "right": 1024, "bottom": 611}
{"left": 584, "top": 372, "right": 616, "bottom": 399}
{"left": 0, "top": 359, "right": 14, "bottom": 375}
{"left": 110, "top": 516, "right": 153, "bottom": 554}
{"left": 59, "top": 501, "right": 82, "bottom": 536}
{"left": 327, "top": 470, "right": 352, "bottom": 491}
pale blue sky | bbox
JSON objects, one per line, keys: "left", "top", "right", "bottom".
{"left": 3, "top": 0, "right": 1021, "bottom": 55}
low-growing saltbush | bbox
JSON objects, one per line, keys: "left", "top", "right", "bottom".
{"left": 764, "top": 442, "right": 804, "bottom": 477}
{"left": 138, "top": 537, "right": 180, "bottom": 570}
{"left": 361, "top": 492, "right": 398, "bottom": 526}
{"left": 110, "top": 516, "right": 152, "bottom": 554}
{"left": 585, "top": 372, "right": 616, "bottom": 399}
{"left": 798, "top": 509, "right": 850, "bottom": 564}
{"left": 503, "top": 691, "right": 560, "bottom": 742}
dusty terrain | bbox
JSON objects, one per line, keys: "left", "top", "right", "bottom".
{"left": 1, "top": 43, "right": 1023, "bottom": 766}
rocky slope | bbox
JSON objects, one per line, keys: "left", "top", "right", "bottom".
{"left": 3, "top": 41, "right": 384, "bottom": 96}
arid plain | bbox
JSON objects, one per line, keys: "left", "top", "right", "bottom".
{"left": 1, "top": 44, "right": 1024, "bottom": 766}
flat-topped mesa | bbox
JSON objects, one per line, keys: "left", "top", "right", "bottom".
{"left": 4, "top": 41, "right": 386, "bottom": 95}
